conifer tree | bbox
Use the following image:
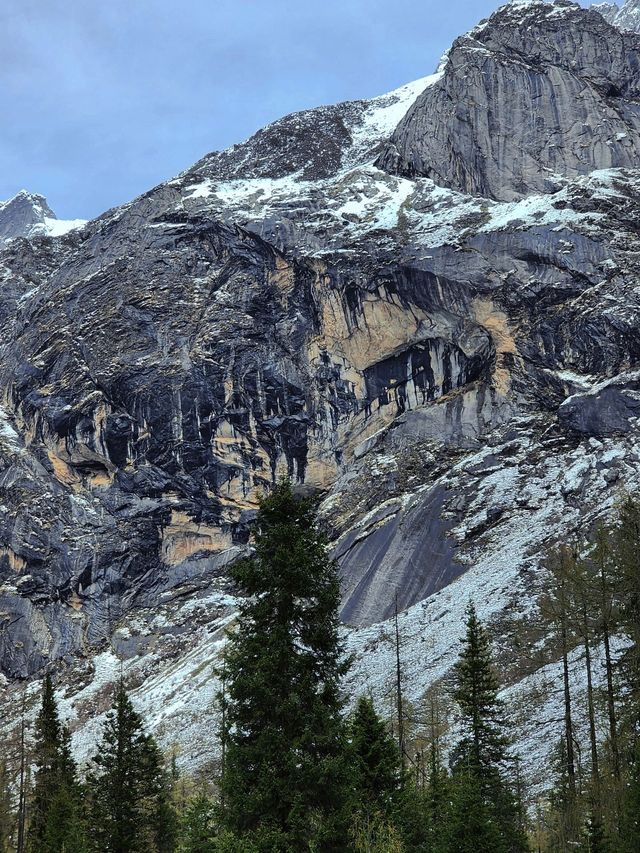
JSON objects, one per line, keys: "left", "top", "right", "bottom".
{"left": 0, "top": 759, "right": 13, "bottom": 852}
{"left": 611, "top": 496, "right": 640, "bottom": 719}
{"left": 590, "top": 525, "right": 620, "bottom": 781}
{"left": 28, "top": 675, "right": 87, "bottom": 853}
{"left": 546, "top": 737, "right": 582, "bottom": 852}
{"left": 177, "top": 792, "right": 216, "bottom": 853}
{"left": 452, "top": 603, "right": 509, "bottom": 776}
{"left": 423, "top": 705, "right": 451, "bottom": 853}
{"left": 609, "top": 497, "right": 640, "bottom": 851}
{"left": 350, "top": 696, "right": 401, "bottom": 816}
{"left": 219, "top": 480, "right": 350, "bottom": 851}
{"left": 88, "top": 682, "right": 175, "bottom": 853}
{"left": 544, "top": 547, "right": 579, "bottom": 807}
{"left": 619, "top": 736, "right": 640, "bottom": 853}
{"left": 450, "top": 603, "right": 528, "bottom": 853}
{"left": 16, "top": 697, "right": 27, "bottom": 853}
{"left": 447, "top": 767, "right": 506, "bottom": 853}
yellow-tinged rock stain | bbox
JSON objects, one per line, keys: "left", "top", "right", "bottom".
{"left": 305, "top": 266, "right": 440, "bottom": 473}
{"left": 0, "top": 547, "right": 27, "bottom": 572}
{"left": 161, "top": 510, "right": 234, "bottom": 566}
{"left": 471, "top": 296, "right": 519, "bottom": 395}
{"left": 268, "top": 255, "right": 296, "bottom": 304}
{"left": 47, "top": 450, "right": 83, "bottom": 488}
{"left": 89, "top": 471, "right": 113, "bottom": 488}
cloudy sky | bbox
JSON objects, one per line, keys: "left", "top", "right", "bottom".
{"left": 1, "top": 0, "right": 585, "bottom": 219}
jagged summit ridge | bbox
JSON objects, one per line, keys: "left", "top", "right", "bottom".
{"left": 187, "top": 72, "right": 440, "bottom": 186}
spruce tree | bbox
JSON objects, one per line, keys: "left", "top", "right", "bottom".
{"left": 88, "top": 682, "right": 175, "bottom": 853}
{"left": 450, "top": 603, "right": 528, "bottom": 853}
{"left": 447, "top": 767, "right": 505, "bottom": 853}
{"left": 349, "top": 696, "right": 401, "bottom": 816}
{"left": 452, "top": 603, "right": 509, "bottom": 776}
{"left": 28, "top": 675, "right": 87, "bottom": 853}
{"left": 177, "top": 792, "right": 216, "bottom": 853}
{"left": 0, "top": 759, "right": 13, "bottom": 853}
{"left": 219, "top": 480, "right": 350, "bottom": 851}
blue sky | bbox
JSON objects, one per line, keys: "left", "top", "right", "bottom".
{"left": 1, "top": 0, "right": 584, "bottom": 219}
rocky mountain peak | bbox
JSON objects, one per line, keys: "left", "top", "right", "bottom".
{"left": 0, "top": 190, "right": 86, "bottom": 247}
{"left": 188, "top": 74, "right": 436, "bottom": 187}
{"left": 376, "top": 0, "right": 640, "bottom": 200}
{"left": 594, "top": 0, "right": 640, "bottom": 31}
{"left": 0, "top": 190, "right": 55, "bottom": 244}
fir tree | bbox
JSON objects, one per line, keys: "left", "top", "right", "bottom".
{"left": 452, "top": 603, "right": 509, "bottom": 776}
{"left": 450, "top": 603, "right": 528, "bottom": 853}
{"left": 447, "top": 767, "right": 506, "bottom": 853}
{"left": 88, "top": 682, "right": 175, "bottom": 853}
{"left": 350, "top": 696, "right": 401, "bottom": 816}
{"left": 177, "top": 792, "right": 216, "bottom": 853}
{"left": 28, "top": 675, "right": 87, "bottom": 853}
{"left": 0, "top": 759, "right": 13, "bottom": 853}
{"left": 219, "top": 480, "right": 350, "bottom": 851}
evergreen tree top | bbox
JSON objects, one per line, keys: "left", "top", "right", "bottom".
{"left": 452, "top": 603, "right": 502, "bottom": 712}
{"left": 451, "top": 602, "right": 510, "bottom": 776}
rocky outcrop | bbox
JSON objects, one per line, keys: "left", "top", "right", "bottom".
{"left": 378, "top": 1, "right": 640, "bottom": 200}
{"left": 0, "top": 192, "right": 55, "bottom": 245}
{"left": 594, "top": 0, "right": 640, "bottom": 31}
{"left": 558, "top": 372, "right": 640, "bottom": 435}
{"left": 1, "top": 0, "right": 640, "bottom": 789}
{"left": 0, "top": 191, "right": 86, "bottom": 247}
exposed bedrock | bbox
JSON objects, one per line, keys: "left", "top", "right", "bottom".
{"left": 558, "top": 373, "right": 640, "bottom": 435}
{"left": 337, "top": 484, "right": 460, "bottom": 626}
{"left": 378, "top": 2, "right": 640, "bottom": 200}
{"left": 0, "top": 217, "right": 503, "bottom": 676}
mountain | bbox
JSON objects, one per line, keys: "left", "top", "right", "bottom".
{"left": 594, "top": 0, "right": 640, "bottom": 30}
{"left": 1, "top": 0, "right": 639, "bottom": 790}
{"left": 0, "top": 190, "right": 86, "bottom": 248}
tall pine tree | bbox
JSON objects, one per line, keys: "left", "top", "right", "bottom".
{"left": 27, "top": 675, "right": 86, "bottom": 853}
{"left": 0, "top": 759, "right": 13, "bottom": 853}
{"left": 88, "top": 682, "right": 175, "bottom": 853}
{"left": 219, "top": 480, "right": 350, "bottom": 851}
{"left": 450, "top": 603, "right": 528, "bottom": 853}
{"left": 349, "top": 696, "right": 401, "bottom": 817}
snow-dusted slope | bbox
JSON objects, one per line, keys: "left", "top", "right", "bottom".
{"left": 0, "top": 190, "right": 85, "bottom": 247}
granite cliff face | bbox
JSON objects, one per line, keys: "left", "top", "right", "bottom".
{"left": 1, "top": 0, "right": 640, "bottom": 785}
{"left": 378, "top": 1, "right": 640, "bottom": 199}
